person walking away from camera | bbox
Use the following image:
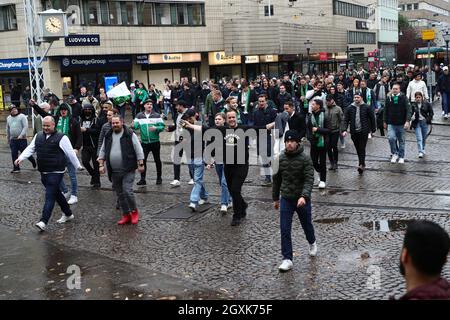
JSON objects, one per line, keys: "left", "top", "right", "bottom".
{"left": 324, "top": 95, "right": 344, "bottom": 170}
{"left": 15, "top": 116, "right": 82, "bottom": 231}
{"left": 273, "top": 130, "right": 317, "bottom": 272}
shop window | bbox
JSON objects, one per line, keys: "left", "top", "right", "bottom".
{"left": 0, "top": 5, "right": 17, "bottom": 31}
{"left": 121, "top": 2, "right": 138, "bottom": 25}
{"left": 156, "top": 3, "right": 171, "bottom": 25}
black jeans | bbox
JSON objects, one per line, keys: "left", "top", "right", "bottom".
{"left": 10, "top": 139, "right": 35, "bottom": 170}
{"left": 310, "top": 145, "right": 327, "bottom": 182}
{"left": 351, "top": 132, "right": 369, "bottom": 167}
{"left": 82, "top": 146, "right": 100, "bottom": 184}
{"left": 141, "top": 142, "right": 162, "bottom": 181}
{"left": 173, "top": 141, "right": 193, "bottom": 181}
{"left": 41, "top": 173, "right": 72, "bottom": 224}
{"left": 224, "top": 164, "right": 249, "bottom": 219}
{"left": 327, "top": 132, "right": 340, "bottom": 165}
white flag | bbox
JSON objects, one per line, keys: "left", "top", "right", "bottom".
{"left": 106, "top": 81, "right": 131, "bottom": 98}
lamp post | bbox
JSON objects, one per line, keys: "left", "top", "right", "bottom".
{"left": 304, "top": 39, "right": 312, "bottom": 75}
{"left": 443, "top": 30, "right": 450, "bottom": 66}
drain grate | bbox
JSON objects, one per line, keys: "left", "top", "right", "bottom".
{"left": 156, "top": 203, "right": 215, "bottom": 219}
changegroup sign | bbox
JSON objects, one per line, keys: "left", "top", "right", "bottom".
{"left": 61, "top": 56, "right": 131, "bottom": 70}
{"left": 0, "top": 58, "right": 29, "bottom": 71}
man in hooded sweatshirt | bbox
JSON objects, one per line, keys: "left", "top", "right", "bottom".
{"left": 80, "top": 103, "right": 101, "bottom": 189}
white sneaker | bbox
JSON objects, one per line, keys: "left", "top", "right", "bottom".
{"left": 368, "top": 133, "right": 372, "bottom": 139}
{"left": 398, "top": 158, "right": 405, "bottom": 164}
{"left": 35, "top": 221, "right": 46, "bottom": 231}
{"left": 318, "top": 181, "right": 326, "bottom": 189}
{"left": 227, "top": 202, "right": 233, "bottom": 209}
{"left": 188, "top": 179, "right": 194, "bottom": 185}
{"left": 278, "top": 259, "right": 293, "bottom": 272}
{"left": 442, "top": 111, "right": 445, "bottom": 116}
{"left": 57, "top": 214, "right": 74, "bottom": 224}
{"left": 391, "top": 154, "right": 398, "bottom": 163}
{"left": 198, "top": 199, "right": 208, "bottom": 205}
{"left": 188, "top": 202, "right": 197, "bottom": 212}
{"left": 309, "top": 242, "right": 318, "bottom": 256}
{"left": 63, "top": 191, "right": 71, "bottom": 199}
{"left": 67, "top": 195, "right": 78, "bottom": 205}
{"left": 220, "top": 204, "right": 228, "bottom": 213}
{"left": 445, "top": 114, "right": 449, "bottom": 120}
{"left": 418, "top": 152, "right": 424, "bottom": 158}
{"left": 340, "top": 142, "right": 346, "bottom": 149}
{"left": 170, "top": 179, "right": 181, "bottom": 187}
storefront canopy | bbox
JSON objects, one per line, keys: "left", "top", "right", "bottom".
{"left": 415, "top": 47, "right": 445, "bottom": 54}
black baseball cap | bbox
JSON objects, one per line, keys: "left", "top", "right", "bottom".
{"left": 284, "top": 130, "right": 300, "bottom": 142}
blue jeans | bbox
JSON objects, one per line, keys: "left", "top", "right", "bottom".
{"left": 442, "top": 92, "right": 449, "bottom": 114}
{"left": 60, "top": 157, "right": 78, "bottom": 196}
{"left": 189, "top": 161, "right": 208, "bottom": 204}
{"left": 280, "top": 197, "right": 315, "bottom": 261}
{"left": 414, "top": 120, "right": 428, "bottom": 153}
{"left": 215, "top": 164, "right": 231, "bottom": 206}
{"left": 41, "top": 173, "right": 72, "bottom": 224}
{"left": 388, "top": 124, "right": 406, "bottom": 158}
{"left": 163, "top": 100, "right": 171, "bottom": 118}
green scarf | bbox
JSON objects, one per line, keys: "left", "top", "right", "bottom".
{"left": 366, "top": 88, "right": 371, "bottom": 104}
{"left": 57, "top": 116, "right": 70, "bottom": 137}
{"left": 243, "top": 89, "right": 251, "bottom": 113}
{"left": 311, "top": 112, "right": 325, "bottom": 148}
{"left": 300, "top": 85, "right": 308, "bottom": 108}
{"left": 393, "top": 95, "right": 399, "bottom": 104}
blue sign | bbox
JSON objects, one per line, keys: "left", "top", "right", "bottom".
{"left": 0, "top": 58, "right": 29, "bottom": 71}
{"left": 65, "top": 34, "right": 100, "bottom": 47}
{"left": 61, "top": 55, "right": 132, "bottom": 70}
{"left": 104, "top": 76, "right": 118, "bottom": 92}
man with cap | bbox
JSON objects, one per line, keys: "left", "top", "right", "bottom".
{"left": 325, "top": 94, "right": 344, "bottom": 170}
{"left": 166, "top": 100, "right": 194, "bottom": 187}
{"left": 67, "top": 94, "right": 83, "bottom": 121}
{"left": 342, "top": 91, "right": 376, "bottom": 174}
{"left": 133, "top": 98, "right": 165, "bottom": 185}
{"left": 437, "top": 66, "right": 450, "bottom": 119}
{"left": 272, "top": 129, "right": 317, "bottom": 272}
{"left": 7, "top": 104, "right": 36, "bottom": 173}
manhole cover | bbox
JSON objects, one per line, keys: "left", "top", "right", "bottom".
{"left": 156, "top": 203, "right": 215, "bottom": 219}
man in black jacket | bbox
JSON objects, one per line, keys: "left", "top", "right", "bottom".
{"left": 342, "top": 91, "right": 376, "bottom": 174}
{"left": 274, "top": 84, "right": 292, "bottom": 113}
{"left": 80, "top": 103, "right": 101, "bottom": 188}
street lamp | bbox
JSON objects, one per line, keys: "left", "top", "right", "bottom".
{"left": 304, "top": 39, "right": 312, "bottom": 75}
{"left": 443, "top": 30, "right": 450, "bottom": 66}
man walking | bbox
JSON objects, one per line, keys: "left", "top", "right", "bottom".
{"left": 15, "top": 116, "right": 82, "bottom": 231}
{"left": 342, "top": 92, "right": 376, "bottom": 174}
{"left": 272, "top": 130, "right": 317, "bottom": 272}
{"left": 98, "top": 116, "right": 145, "bottom": 225}
{"left": 7, "top": 105, "right": 36, "bottom": 173}
{"left": 80, "top": 103, "right": 101, "bottom": 189}
{"left": 134, "top": 99, "right": 165, "bottom": 185}
{"left": 383, "top": 83, "right": 412, "bottom": 164}
{"left": 324, "top": 95, "right": 344, "bottom": 170}
{"left": 436, "top": 66, "right": 450, "bottom": 119}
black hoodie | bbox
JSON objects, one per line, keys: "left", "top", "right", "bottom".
{"left": 80, "top": 104, "right": 100, "bottom": 148}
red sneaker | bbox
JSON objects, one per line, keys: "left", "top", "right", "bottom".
{"left": 117, "top": 214, "right": 131, "bottom": 225}
{"left": 130, "top": 209, "right": 139, "bottom": 224}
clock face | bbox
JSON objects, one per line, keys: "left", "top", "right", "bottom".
{"left": 44, "top": 17, "right": 62, "bottom": 33}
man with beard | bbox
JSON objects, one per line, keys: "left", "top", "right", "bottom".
{"left": 80, "top": 103, "right": 101, "bottom": 189}
{"left": 397, "top": 220, "right": 449, "bottom": 300}
{"left": 67, "top": 95, "right": 83, "bottom": 121}
{"left": 98, "top": 116, "right": 144, "bottom": 225}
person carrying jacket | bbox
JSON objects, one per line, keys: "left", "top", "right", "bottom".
{"left": 272, "top": 130, "right": 317, "bottom": 272}
{"left": 342, "top": 91, "right": 376, "bottom": 174}
{"left": 410, "top": 91, "right": 433, "bottom": 158}
{"left": 80, "top": 103, "right": 101, "bottom": 189}
{"left": 133, "top": 99, "right": 165, "bottom": 186}
{"left": 307, "top": 99, "right": 331, "bottom": 189}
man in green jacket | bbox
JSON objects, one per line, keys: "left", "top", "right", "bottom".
{"left": 133, "top": 99, "right": 165, "bottom": 185}
{"left": 272, "top": 130, "right": 317, "bottom": 272}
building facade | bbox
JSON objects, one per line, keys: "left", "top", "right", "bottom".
{"left": 0, "top": 0, "right": 388, "bottom": 104}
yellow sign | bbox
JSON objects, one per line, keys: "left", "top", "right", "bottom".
{"left": 259, "top": 55, "right": 279, "bottom": 63}
{"left": 245, "top": 56, "right": 259, "bottom": 64}
{"left": 422, "top": 29, "right": 435, "bottom": 40}
{"left": 0, "top": 85, "right": 4, "bottom": 110}
{"left": 148, "top": 53, "right": 201, "bottom": 64}
{"left": 208, "top": 52, "right": 242, "bottom": 65}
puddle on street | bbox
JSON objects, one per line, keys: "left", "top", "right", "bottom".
{"left": 362, "top": 219, "right": 415, "bottom": 232}
{"left": 314, "top": 217, "right": 349, "bottom": 224}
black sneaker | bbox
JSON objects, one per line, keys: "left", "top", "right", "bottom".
{"left": 357, "top": 166, "right": 364, "bottom": 175}
{"left": 89, "top": 177, "right": 94, "bottom": 185}
{"left": 156, "top": 178, "right": 162, "bottom": 185}
{"left": 92, "top": 183, "right": 101, "bottom": 189}
{"left": 242, "top": 202, "right": 248, "bottom": 218}
{"left": 231, "top": 217, "right": 241, "bottom": 226}
{"left": 136, "top": 179, "right": 147, "bottom": 186}
{"left": 11, "top": 169, "right": 20, "bottom": 173}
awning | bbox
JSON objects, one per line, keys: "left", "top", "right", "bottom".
{"left": 415, "top": 47, "right": 445, "bottom": 54}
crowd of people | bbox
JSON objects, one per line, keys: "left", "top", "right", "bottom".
{"left": 5, "top": 63, "right": 450, "bottom": 299}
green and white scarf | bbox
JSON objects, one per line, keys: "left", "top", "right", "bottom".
{"left": 56, "top": 116, "right": 70, "bottom": 137}
{"left": 310, "top": 112, "right": 325, "bottom": 148}
{"left": 300, "top": 85, "right": 309, "bottom": 108}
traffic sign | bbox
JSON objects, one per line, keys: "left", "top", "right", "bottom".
{"left": 422, "top": 29, "right": 435, "bottom": 40}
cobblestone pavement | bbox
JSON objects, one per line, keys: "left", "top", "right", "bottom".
{"left": 0, "top": 102, "right": 449, "bottom": 300}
